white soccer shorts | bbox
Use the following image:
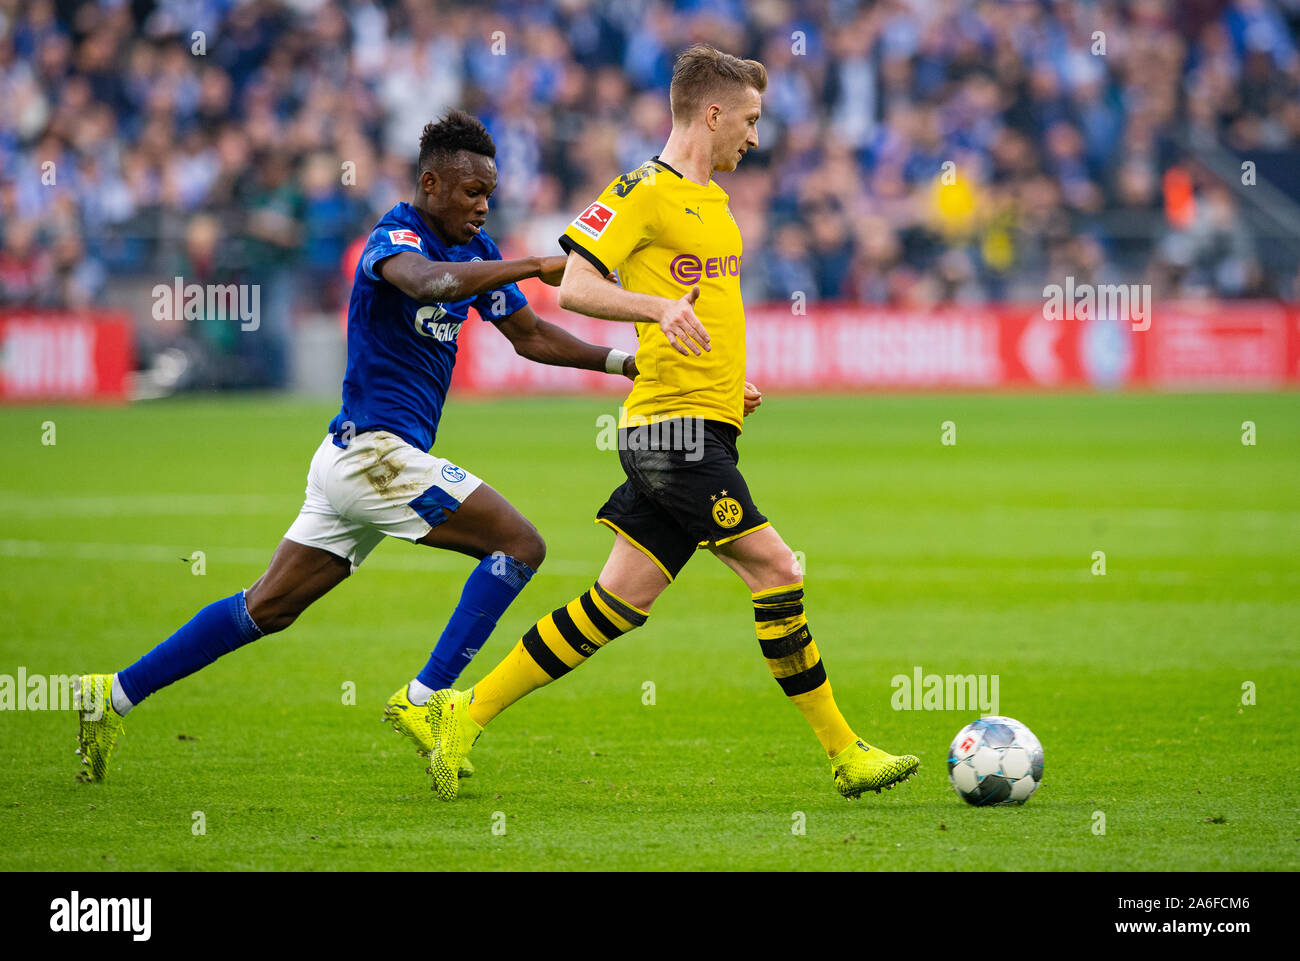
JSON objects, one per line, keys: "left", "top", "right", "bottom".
{"left": 283, "top": 431, "right": 483, "bottom": 572}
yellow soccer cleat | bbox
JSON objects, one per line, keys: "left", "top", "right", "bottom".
{"left": 382, "top": 686, "right": 473, "bottom": 776}
{"left": 75, "top": 674, "right": 125, "bottom": 782}
{"left": 426, "top": 688, "right": 481, "bottom": 801}
{"left": 830, "top": 739, "right": 920, "bottom": 799}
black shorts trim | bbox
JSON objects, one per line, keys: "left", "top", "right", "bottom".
{"left": 595, "top": 517, "right": 676, "bottom": 582}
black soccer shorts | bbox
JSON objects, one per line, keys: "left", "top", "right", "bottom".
{"left": 596, "top": 418, "right": 769, "bottom": 581}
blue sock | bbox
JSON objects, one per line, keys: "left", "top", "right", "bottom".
{"left": 417, "top": 554, "right": 535, "bottom": 690}
{"left": 118, "top": 591, "right": 264, "bottom": 706}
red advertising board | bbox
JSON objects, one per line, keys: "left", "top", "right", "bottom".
{"left": 2, "top": 301, "right": 1294, "bottom": 401}
{"left": 1144, "top": 301, "right": 1293, "bottom": 388}
{"left": 0, "top": 312, "right": 133, "bottom": 402}
{"left": 450, "top": 300, "right": 1300, "bottom": 394}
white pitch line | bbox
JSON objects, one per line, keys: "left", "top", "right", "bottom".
{"left": 1, "top": 539, "right": 1295, "bottom": 587}
{"left": 1, "top": 492, "right": 1296, "bottom": 530}
{"left": 0, "top": 493, "right": 296, "bottom": 517}
{"left": 0, "top": 538, "right": 596, "bottom": 578}
{"left": 981, "top": 504, "right": 1300, "bottom": 529}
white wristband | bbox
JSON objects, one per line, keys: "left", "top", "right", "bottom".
{"left": 605, "top": 348, "right": 631, "bottom": 375}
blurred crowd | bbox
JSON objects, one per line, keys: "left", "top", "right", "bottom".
{"left": 2, "top": 0, "right": 1300, "bottom": 385}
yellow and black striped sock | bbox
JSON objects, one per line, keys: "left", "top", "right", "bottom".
{"left": 753, "top": 582, "right": 856, "bottom": 758}
{"left": 467, "top": 583, "right": 648, "bottom": 727}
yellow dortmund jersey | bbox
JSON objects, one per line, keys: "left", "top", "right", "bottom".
{"left": 560, "top": 157, "right": 746, "bottom": 431}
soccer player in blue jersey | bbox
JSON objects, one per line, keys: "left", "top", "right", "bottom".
{"left": 74, "top": 111, "right": 637, "bottom": 781}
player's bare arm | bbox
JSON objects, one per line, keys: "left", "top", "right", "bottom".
{"left": 494, "top": 304, "right": 637, "bottom": 379}
{"left": 558, "top": 251, "right": 711, "bottom": 356}
{"left": 380, "top": 250, "right": 562, "bottom": 304}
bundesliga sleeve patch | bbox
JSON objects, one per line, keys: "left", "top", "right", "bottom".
{"left": 388, "top": 229, "right": 423, "bottom": 250}
{"left": 571, "top": 202, "right": 617, "bottom": 240}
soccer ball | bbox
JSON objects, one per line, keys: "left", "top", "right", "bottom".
{"left": 948, "top": 716, "right": 1044, "bottom": 806}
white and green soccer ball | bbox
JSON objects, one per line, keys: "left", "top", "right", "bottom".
{"left": 948, "top": 716, "right": 1044, "bottom": 806}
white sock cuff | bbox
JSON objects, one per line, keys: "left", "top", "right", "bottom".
{"left": 110, "top": 674, "right": 135, "bottom": 716}
{"left": 407, "top": 679, "right": 434, "bottom": 706}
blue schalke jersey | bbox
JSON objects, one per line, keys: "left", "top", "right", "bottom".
{"left": 328, "top": 202, "right": 527, "bottom": 451}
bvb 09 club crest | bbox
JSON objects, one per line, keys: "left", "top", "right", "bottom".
{"left": 711, "top": 493, "right": 743, "bottom": 529}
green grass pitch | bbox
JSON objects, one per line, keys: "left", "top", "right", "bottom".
{"left": 1, "top": 392, "right": 1296, "bottom": 871}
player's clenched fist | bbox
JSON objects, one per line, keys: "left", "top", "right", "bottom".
{"left": 658, "top": 284, "right": 711, "bottom": 356}
{"left": 537, "top": 255, "right": 568, "bottom": 286}
{"left": 743, "top": 380, "right": 762, "bottom": 416}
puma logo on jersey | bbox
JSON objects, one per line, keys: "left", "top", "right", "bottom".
{"left": 684, "top": 206, "right": 702, "bottom": 222}
{"left": 611, "top": 165, "right": 655, "bottom": 197}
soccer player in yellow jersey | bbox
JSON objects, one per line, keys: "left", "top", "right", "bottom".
{"left": 426, "top": 44, "right": 920, "bottom": 800}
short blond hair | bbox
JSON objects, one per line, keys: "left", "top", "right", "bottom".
{"left": 669, "top": 44, "right": 767, "bottom": 122}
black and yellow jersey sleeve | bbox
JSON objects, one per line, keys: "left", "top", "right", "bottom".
{"left": 559, "top": 162, "right": 662, "bottom": 277}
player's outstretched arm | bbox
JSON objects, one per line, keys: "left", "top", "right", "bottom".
{"left": 494, "top": 304, "right": 637, "bottom": 379}
{"left": 557, "top": 251, "right": 710, "bottom": 356}
{"left": 380, "top": 251, "right": 563, "bottom": 304}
